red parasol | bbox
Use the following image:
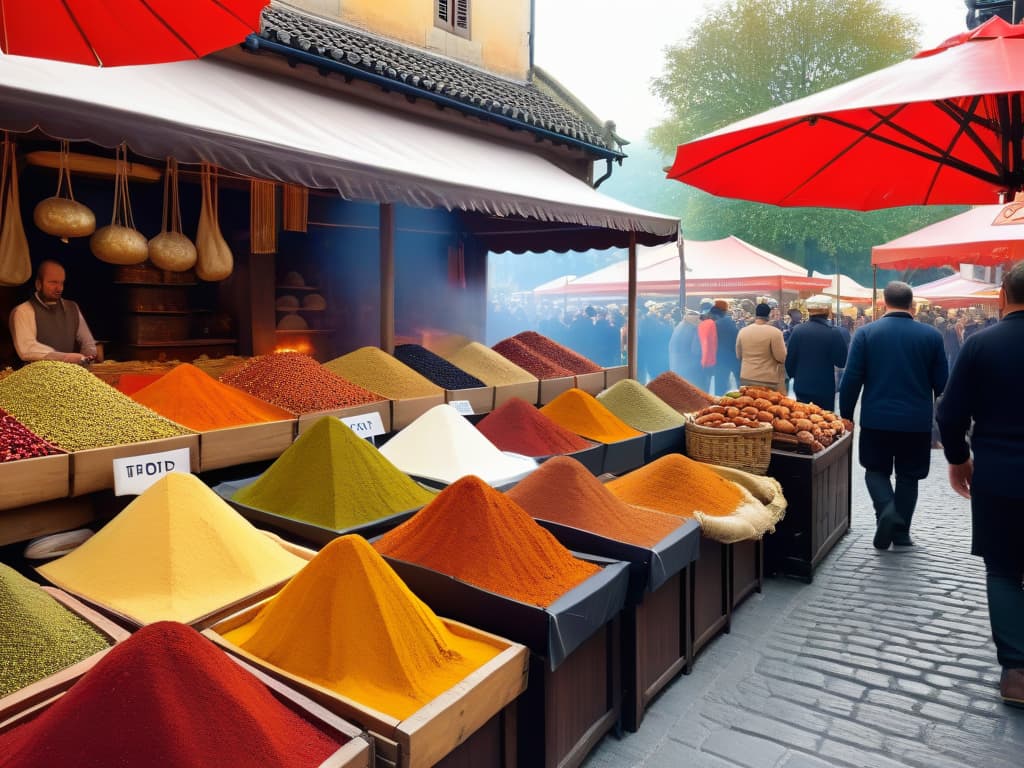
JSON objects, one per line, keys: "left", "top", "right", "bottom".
{"left": 0, "top": 0, "right": 267, "bottom": 67}
{"left": 667, "top": 17, "right": 1024, "bottom": 210}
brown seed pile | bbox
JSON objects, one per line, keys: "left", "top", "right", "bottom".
{"left": 221, "top": 352, "right": 384, "bottom": 414}
{"left": 445, "top": 342, "right": 539, "bottom": 386}
{"left": 492, "top": 338, "right": 575, "bottom": 380}
{"left": 323, "top": 347, "right": 443, "bottom": 399}
{"left": 513, "top": 331, "right": 602, "bottom": 374}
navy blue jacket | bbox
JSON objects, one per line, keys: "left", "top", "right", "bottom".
{"left": 785, "top": 316, "right": 847, "bottom": 405}
{"left": 936, "top": 310, "right": 1024, "bottom": 498}
{"left": 839, "top": 312, "right": 947, "bottom": 432}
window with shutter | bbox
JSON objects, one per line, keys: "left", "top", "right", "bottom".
{"left": 435, "top": 0, "right": 470, "bottom": 39}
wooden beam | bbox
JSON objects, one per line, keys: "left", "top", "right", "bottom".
{"left": 627, "top": 232, "right": 638, "bottom": 380}
{"left": 25, "top": 151, "right": 161, "bottom": 182}
{"left": 380, "top": 203, "right": 395, "bottom": 354}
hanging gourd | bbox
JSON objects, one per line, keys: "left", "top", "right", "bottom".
{"left": 0, "top": 133, "right": 31, "bottom": 286}
{"left": 90, "top": 143, "right": 148, "bottom": 265}
{"left": 33, "top": 140, "right": 95, "bottom": 242}
{"left": 148, "top": 157, "right": 196, "bottom": 272}
{"left": 195, "top": 163, "right": 233, "bottom": 281}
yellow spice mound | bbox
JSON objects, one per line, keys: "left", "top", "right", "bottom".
{"left": 222, "top": 535, "right": 501, "bottom": 720}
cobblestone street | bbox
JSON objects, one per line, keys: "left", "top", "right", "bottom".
{"left": 586, "top": 447, "right": 1024, "bottom": 768}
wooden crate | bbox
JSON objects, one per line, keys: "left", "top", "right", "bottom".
{"left": 444, "top": 386, "right": 495, "bottom": 414}
{"left": 125, "top": 285, "right": 188, "bottom": 312}
{"left": 0, "top": 496, "right": 95, "bottom": 547}
{"left": 690, "top": 534, "right": 730, "bottom": 663}
{"left": 574, "top": 371, "right": 606, "bottom": 396}
{"left": 297, "top": 400, "right": 392, "bottom": 437}
{"left": 70, "top": 434, "right": 200, "bottom": 496}
{"left": 126, "top": 314, "right": 190, "bottom": 343}
{"left": 538, "top": 376, "right": 575, "bottom": 405}
{"left": 0, "top": 452, "right": 69, "bottom": 511}
{"left": 391, "top": 395, "right": 446, "bottom": 431}
{"left": 199, "top": 420, "right": 297, "bottom": 472}
{"left": 493, "top": 381, "right": 539, "bottom": 408}
{"left": 730, "top": 538, "right": 764, "bottom": 610}
{"left": 604, "top": 366, "right": 629, "bottom": 387}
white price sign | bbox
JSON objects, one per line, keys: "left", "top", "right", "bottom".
{"left": 339, "top": 412, "right": 386, "bottom": 439}
{"left": 112, "top": 447, "right": 192, "bottom": 496}
{"left": 449, "top": 400, "right": 475, "bottom": 416}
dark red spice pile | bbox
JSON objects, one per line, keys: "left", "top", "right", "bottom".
{"left": 394, "top": 344, "right": 485, "bottom": 390}
{"left": 476, "top": 397, "right": 591, "bottom": 456}
{"left": 492, "top": 337, "right": 575, "bottom": 379}
{"left": 514, "top": 331, "right": 602, "bottom": 374}
{"left": 220, "top": 351, "right": 384, "bottom": 414}
{"left": 1, "top": 408, "right": 62, "bottom": 463}
{"left": 0, "top": 621, "right": 346, "bottom": 767}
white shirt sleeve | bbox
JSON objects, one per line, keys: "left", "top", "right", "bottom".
{"left": 9, "top": 302, "right": 60, "bottom": 362}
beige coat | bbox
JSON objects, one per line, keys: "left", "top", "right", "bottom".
{"left": 735, "top": 321, "right": 786, "bottom": 392}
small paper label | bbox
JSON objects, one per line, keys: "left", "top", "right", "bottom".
{"left": 449, "top": 400, "right": 475, "bottom": 416}
{"left": 339, "top": 412, "right": 386, "bottom": 439}
{"left": 112, "top": 447, "right": 192, "bottom": 496}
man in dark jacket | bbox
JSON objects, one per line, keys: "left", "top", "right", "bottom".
{"left": 936, "top": 262, "right": 1024, "bottom": 707}
{"left": 711, "top": 299, "right": 739, "bottom": 394}
{"left": 785, "top": 295, "right": 848, "bottom": 409}
{"left": 840, "top": 282, "right": 948, "bottom": 551}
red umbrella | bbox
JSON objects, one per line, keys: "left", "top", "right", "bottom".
{"left": 667, "top": 17, "right": 1024, "bottom": 210}
{"left": 0, "top": 0, "right": 267, "bottom": 67}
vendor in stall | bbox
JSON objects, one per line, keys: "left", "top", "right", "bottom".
{"left": 9, "top": 260, "right": 96, "bottom": 365}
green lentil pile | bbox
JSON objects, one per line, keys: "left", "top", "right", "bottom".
{"left": 596, "top": 378, "right": 687, "bottom": 432}
{"left": 0, "top": 362, "right": 193, "bottom": 452}
{"left": 0, "top": 563, "right": 111, "bottom": 696}
{"left": 446, "top": 342, "right": 539, "bottom": 386}
{"left": 323, "top": 347, "right": 443, "bottom": 399}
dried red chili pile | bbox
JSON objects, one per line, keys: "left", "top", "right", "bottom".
{"left": 220, "top": 351, "right": 384, "bottom": 414}
{"left": 394, "top": 344, "right": 485, "bottom": 390}
{"left": 1, "top": 407, "right": 61, "bottom": 463}
{"left": 0, "top": 621, "right": 346, "bottom": 767}
{"left": 513, "top": 331, "right": 602, "bottom": 374}
{"left": 492, "top": 337, "right": 574, "bottom": 379}
{"left": 476, "top": 397, "right": 591, "bottom": 456}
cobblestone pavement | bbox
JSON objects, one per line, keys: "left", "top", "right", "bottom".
{"left": 585, "top": 448, "right": 1024, "bottom": 768}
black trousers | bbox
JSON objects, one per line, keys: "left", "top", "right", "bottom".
{"left": 859, "top": 428, "right": 931, "bottom": 537}
{"left": 973, "top": 490, "right": 1024, "bottom": 668}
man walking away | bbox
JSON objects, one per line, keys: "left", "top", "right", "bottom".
{"left": 936, "top": 262, "right": 1024, "bottom": 707}
{"left": 840, "top": 282, "right": 948, "bottom": 551}
{"left": 736, "top": 302, "right": 786, "bottom": 393}
{"left": 785, "top": 295, "right": 847, "bottom": 409}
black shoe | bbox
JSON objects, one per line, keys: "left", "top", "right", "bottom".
{"left": 892, "top": 535, "right": 915, "bottom": 547}
{"left": 873, "top": 510, "right": 897, "bottom": 550}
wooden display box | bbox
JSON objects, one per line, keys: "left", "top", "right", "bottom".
{"left": 297, "top": 401, "right": 392, "bottom": 437}
{"left": 730, "top": 538, "right": 764, "bottom": 610}
{"left": 391, "top": 395, "right": 446, "bottom": 431}
{"left": 538, "top": 376, "right": 575, "bottom": 405}
{"left": 126, "top": 313, "right": 189, "bottom": 344}
{"left": 0, "top": 496, "right": 95, "bottom": 548}
{"left": 493, "top": 381, "right": 540, "bottom": 408}
{"left": 764, "top": 431, "right": 853, "bottom": 582}
{"left": 199, "top": 420, "right": 297, "bottom": 472}
{"left": 444, "top": 386, "right": 495, "bottom": 414}
{"left": 70, "top": 434, "right": 200, "bottom": 496}
{"left": 644, "top": 425, "right": 686, "bottom": 463}
{"left": 0, "top": 453, "right": 70, "bottom": 511}
{"left": 206, "top": 613, "right": 528, "bottom": 768}
{"left": 536, "top": 441, "right": 605, "bottom": 476}
{"left": 604, "top": 366, "right": 629, "bottom": 386}
{"left": 574, "top": 371, "right": 606, "bottom": 396}
{"left": 0, "top": 631, "right": 372, "bottom": 768}
{"left": 690, "top": 534, "right": 730, "bottom": 662}
{"left": 600, "top": 434, "right": 647, "bottom": 476}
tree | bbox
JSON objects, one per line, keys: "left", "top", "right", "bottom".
{"left": 647, "top": 0, "right": 966, "bottom": 283}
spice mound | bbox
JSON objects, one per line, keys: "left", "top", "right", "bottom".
{"left": 233, "top": 416, "right": 436, "bottom": 529}
{"left": 222, "top": 535, "right": 501, "bottom": 720}
{"left": 540, "top": 388, "right": 644, "bottom": 444}
{"left": 0, "top": 361, "right": 192, "bottom": 452}
{"left": 0, "top": 564, "right": 110, "bottom": 697}
{"left": 597, "top": 378, "right": 686, "bottom": 432}
{"left": 446, "top": 341, "right": 538, "bottom": 386}
{"left": 394, "top": 343, "right": 486, "bottom": 390}
{"left": 513, "top": 331, "right": 602, "bottom": 374}
{"left": 0, "top": 621, "right": 345, "bottom": 767}
{"left": 38, "top": 472, "right": 308, "bottom": 625}
{"left": 646, "top": 371, "right": 715, "bottom": 414}
{"left": 323, "top": 346, "right": 443, "bottom": 399}
{"left": 132, "top": 363, "right": 294, "bottom": 431}
{"left": 492, "top": 337, "right": 574, "bottom": 379}
{"left": 508, "top": 457, "right": 683, "bottom": 548}
{"left": 1, "top": 407, "right": 62, "bottom": 462}
{"left": 379, "top": 404, "right": 537, "bottom": 486}
{"left": 375, "top": 475, "right": 600, "bottom": 607}
{"left": 606, "top": 454, "right": 744, "bottom": 518}
{"left": 476, "top": 397, "right": 590, "bottom": 457}
{"left": 221, "top": 351, "right": 383, "bottom": 414}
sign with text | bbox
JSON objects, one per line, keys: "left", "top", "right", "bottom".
{"left": 339, "top": 412, "right": 386, "bottom": 440}
{"left": 113, "top": 447, "right": 192, "bottom": 496}
{"left": 449, "top": 400, "right": 475, "bottom": 416}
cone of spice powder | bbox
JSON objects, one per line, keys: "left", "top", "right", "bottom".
{"left": 0, "top": 564, "right": 111, "bottom": 697}
{"left": 492, "top": 337, "right": 574, "bottom": 379}
{"left": 507, "top": 456, "right": 683, "bottom": 548}
{"left": 232, "top": 417, "right": 436, "bottom": 529}
{"left": 540, "top": 388, "right": 643, "bottom": 444}
{"left": 221, "top": 535, "right": 501, "bottom": 720}
{"left": 38, "top": 473, "right": 308, "bottom": 625}
{"left": 476, "top": 397, "right": 591, "bottom": 457}
{"left": 0, "top": 621, "right": 346, "bottom": 767}
{"left": 646, "top": 371, "right": 715, "bottom": 414}
{"left": 323, "top": 346, "right": 443, "bottom": 399}
{"left": 393, "top": 343, "right": 485, "bottom": 390}
{"left": 596, "top": 379, "right": 686, "bottom": 432}
{"left": 445, "top": 342, "right": 538, "bottom": 386}
{"left": 513, "top": 331, "right": 602, "bottom": 374}
{"left": 114, "top": 372, "right": 165, "bottom": 396}
{"left": 132, "top": 363, "right": 294, "bottom": 431}
{"left": 375, "top": 475, "right": 600, "bottom": 608}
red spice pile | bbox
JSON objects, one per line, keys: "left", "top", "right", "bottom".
{"left": 492, "top": 337, "right": 574, "bottom": 379}
{"left": 646, "top": 371, "right": 715, "bottom": 413}
{"left": 476, "top": 397, "right": 591, "bottom": 457}
{"left": 220, "top": 351, "right": 384, "bottom": 414}
{"left": 0, "top": 621, "right": 345, "bottom": 767}
{"left": 513, "top": 331, "right": 602, "bottom": 374}
{"left": 1, "top": 408, "right": 61, "bottom": 463}
{"left": 114, "top": 373, "right": 165, "bottom": 396}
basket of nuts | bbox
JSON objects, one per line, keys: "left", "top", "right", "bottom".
{"left": 684, "top": 416, "right": 773, "bottom": 475}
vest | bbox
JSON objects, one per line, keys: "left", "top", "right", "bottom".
{"left": 30, "top": 295, "right": 80, "bottom": 354}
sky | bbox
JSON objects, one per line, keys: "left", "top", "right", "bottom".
{"left": 534, "top": 0, "right": 969, "bottom": 143}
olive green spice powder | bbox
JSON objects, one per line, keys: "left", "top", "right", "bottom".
{"left": 596, "top": 378, "right": 687, "bottom": 432}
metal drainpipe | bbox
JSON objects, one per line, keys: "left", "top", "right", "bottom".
{"left": 593, "top": 158, "right": 615, "bottom": 189}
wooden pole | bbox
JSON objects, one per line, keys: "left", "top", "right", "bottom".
{"left": 380, "top": 203, "right": 395, "bottom": 354}
{"left": 627, "top": 232, "right": 638, "bottom": 380}
{"left": 677, "top": 236, "right": 686, "bottom": 310}
{"left": 872, "top": 265, "right": 878, "bottom": 321}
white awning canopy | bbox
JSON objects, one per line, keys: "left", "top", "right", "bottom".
{"left": 0, "top": 53, "right": 678, "bottom": 247}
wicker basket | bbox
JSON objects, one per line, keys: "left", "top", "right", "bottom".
{"left": 684, "top": 421, "right": 773, "bottom": 475}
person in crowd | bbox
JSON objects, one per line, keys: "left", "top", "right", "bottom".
{"left": 10, "top": 260, "right": 96, "bottom": 365}
{"left": 642, "top": 302, "right": 672, "bottom": 382}
{"left": 668, "top": 309, "right": 702, "bottom": 384}
{"left": 935, "top": 315, "right": 961, "bottom": 379}
{"left": 696, "top": 301, "right": 718, "bottom": 393}
{"left": 711, "top": 298, "right": 739, "bottom": 394}
{"left": 735, "top": 302, "right": 786, "bottom": 393}
{"left": 783, "top": 306, "right": 803, "bottom": 342}
{"left": 785, "top": 295, "right": 847, "bottom": 409}
{"left": 840, "top": 281, "right": 948, "bottom": 551}
{"left": 936, "top": 262, "right": 1024, "bottom": 707}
